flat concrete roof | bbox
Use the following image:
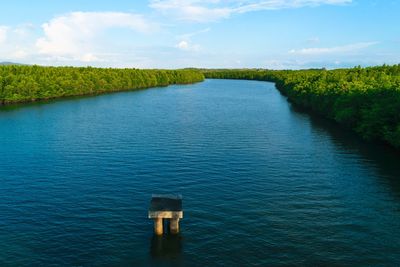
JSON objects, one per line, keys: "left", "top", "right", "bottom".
{"left": 149, "top": 194, "right": 182, "bottom": 212}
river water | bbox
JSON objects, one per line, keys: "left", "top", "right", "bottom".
{"left": 0, "top": 79, "right": 399, "bottom": 266}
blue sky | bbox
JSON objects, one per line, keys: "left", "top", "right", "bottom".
{"left": 0, "top": 0, "right": 399, "bottom": 69}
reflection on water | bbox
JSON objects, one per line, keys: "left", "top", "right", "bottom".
{"left": 289, "top": 104, "right": 400, "bottom": 199}
{"left": 150, "top": 234, "right": 183, "bottom": 264}
{"left": 0, "top": 79, "right": 400, "bottom": 266}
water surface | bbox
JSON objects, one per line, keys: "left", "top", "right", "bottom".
{"left": 0, "top": 79, "right": 400, "bottom": 266}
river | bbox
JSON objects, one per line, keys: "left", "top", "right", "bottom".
{"left": 0, "top": 79, "right": 399, "bottom": 266}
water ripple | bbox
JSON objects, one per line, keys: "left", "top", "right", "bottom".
{"left": 0, "top": 79, "right": 400, "bottom": 266}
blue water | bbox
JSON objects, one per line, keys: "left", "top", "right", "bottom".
{"left": 0, "top": 79, "right": 400, "bottom": 266}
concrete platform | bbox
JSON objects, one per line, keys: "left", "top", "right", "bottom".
{"left": 148, "top": 194, "right": 183, "bottom": 235}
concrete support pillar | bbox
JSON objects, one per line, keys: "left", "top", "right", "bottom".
{"left": 170, "top": 218, "right": 180, "bottom": 234}
{"left": 149, "top": 194, "right": 183, "bottom": 235}
{"left": 154, "top": 218, "right": 163, "bottom": 235}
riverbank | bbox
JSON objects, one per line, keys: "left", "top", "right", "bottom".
{"left": 0, "top": 65, "right": 204, "bottom": 105}
{"left": 1, "top": 79, "right": 400, "bottom": 266}
{"left": 202, "top": 66, "right": 400, "bottom": 149}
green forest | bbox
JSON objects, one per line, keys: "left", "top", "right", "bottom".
{"left": 0, "top": 65, "right": 204, "bottom": 105}
{"left": 1, "top": 64, "right": 399, "bottom": 149}
{"left": 203, "top": 65, "right": 400, "bottom": 149}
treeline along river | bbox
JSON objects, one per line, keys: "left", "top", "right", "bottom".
{"left": 203, "top": 65, "right": 400, "bottom": 149}
{"left": 0, "top": 65, "right": 204, "bottom": 104}
{"left": 0, "top": 78, "right": 400, "bottom": 266}
{"left": 1, "top": 65, "right": 399, "bottom": 150}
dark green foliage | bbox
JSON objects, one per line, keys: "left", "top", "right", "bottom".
{"left": 0, "top": 65, "right": 204, "bottom": 105}
{"left": 203, "top": 66, "right": 400, "bottom": 149}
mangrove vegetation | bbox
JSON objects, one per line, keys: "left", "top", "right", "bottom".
{"left": 203, "top": 65, "right": 400, "bottom": 149}
{"left": 1, "top": 64, "right": 399, "bottom": 150}
{"left": 0, "top": 65, "right": 204, "bottom": 105}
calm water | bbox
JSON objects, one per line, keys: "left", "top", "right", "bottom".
{"left": 1, "top": 79, "right": 400, "bottom": 266}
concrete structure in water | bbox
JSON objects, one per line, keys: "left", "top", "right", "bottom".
{"left": 148, "top": 194, "right": 183, "bottom": 235}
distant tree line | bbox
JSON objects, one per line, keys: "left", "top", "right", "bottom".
{"left": 203, "top": 65, "right": 400, "bottom": 149}
{"left": 0, "top": 65, "right": 204, "bottom": 104}
{"left": 2, "top": 64, "right": 399, "bottom": 149}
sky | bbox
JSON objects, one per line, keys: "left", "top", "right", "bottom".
{"left": 0, "top": 0, "right": 399, "bottom": 69}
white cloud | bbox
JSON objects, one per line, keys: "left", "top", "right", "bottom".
{"left": 178, "top": 27, "right": 210, "bottom": 40}
{"left": 177, "top": 40, "right": 189, "bottom": 50}
{"left": 81, "top": 53, "right": 102, "bottom": 62}
{"left": 0, "top": 24, "right": 37, "bottom": 61}
{"left": 0, "top": 26, "right": 9, "bottom": 43}
{"left": 12, "top": 49, "right": 28, "bottom": 59}
{"left": 176, "top": 40, "right": 201, "bottom": 51}
{"left": 36, "top": 11, "right": 156, "bottom": 62}
{"left": 150, "top": 0, "right": 215, "bottom": 22}
{"left": 149, "top": 0, "right": 352, "bottom": 22}
{"left": 234, "top": 0, "right": 351, "bottom": 13}
{"left": 175, "top": 28, "right": 209, "bottom": 52}
{"left": 150, "top": 0, "right": 231, "bottom": 22}
{"left": 13, "top": 23, "right": 35, "bottom": 38}
{"left": 289, "top": 42, "right": 378, "bottom": 55}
